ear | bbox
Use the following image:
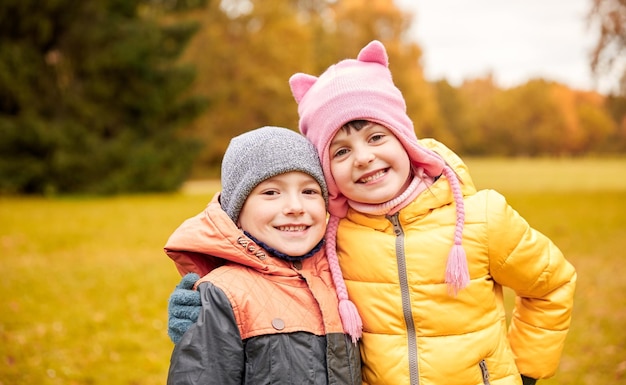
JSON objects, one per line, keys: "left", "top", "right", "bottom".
{"left": 356, "top": 40, "right": 388, "bottom": 67}
{"left": 289, "top": 73, "right": 318, "bottom": 103}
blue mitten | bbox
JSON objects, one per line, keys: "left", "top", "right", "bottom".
{"left": 168, "top": 272, "right": 201, "bottom": 344}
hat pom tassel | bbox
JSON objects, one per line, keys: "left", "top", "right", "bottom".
{"left": 445, "top": 244, "right": 470, "bottom": 295}
{"left": 339, "top": 298, "right": 363, "bottom": 344}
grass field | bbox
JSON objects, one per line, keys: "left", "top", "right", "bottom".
{"left": 1, "top": 158, "right": 625, "bottom": 384}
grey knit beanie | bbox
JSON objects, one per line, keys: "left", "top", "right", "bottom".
{"left": 220, "top": 126, "right": 328, "bottom": 223}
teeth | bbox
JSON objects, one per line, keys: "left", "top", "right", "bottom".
{"left": 278, "top": 225, "right": 307, "bottom": 232}
{"left": 359, "top": 170, "right": 385, "bottom": 183}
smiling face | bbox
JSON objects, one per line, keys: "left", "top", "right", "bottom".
{"left": 237, "top": 171, "right": 327, "bottom": 257}
{"left": 329, "top": 122, "right": 412, "bottom": 205}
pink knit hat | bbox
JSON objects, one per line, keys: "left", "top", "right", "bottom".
{"left": 290, "top": 40, "right": 450, "bottom": 218}
{"left": 289, "top": 40, "right": 469, "bottom": 342}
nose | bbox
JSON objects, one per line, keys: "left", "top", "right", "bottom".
{"left": 353, "top": 147, "right": 375, "bottom": 167}
{"left": 283, "top": 193, "right": 305, "bottom": 215}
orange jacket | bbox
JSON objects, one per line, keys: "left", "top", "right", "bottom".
{"left": 165, "top": 194, "right": 361, "bottom": 384}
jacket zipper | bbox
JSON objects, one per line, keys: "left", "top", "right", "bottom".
{"left": 479, "top": 359, "right": 491, "bottom": 385}
{"left": 388, "top": 213, "right": 420, "bottom": 385}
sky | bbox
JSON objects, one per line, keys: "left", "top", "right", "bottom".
{"left": 394, "top": 0, "right": 612, "bottom": 93}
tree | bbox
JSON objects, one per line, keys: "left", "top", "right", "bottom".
{"left": 589, "top": 0, "right": 626, "bottom": 95}
{"left": 456, "top": 76, "right": 502, "bottom": 155}
{"left": 179, "top": 0, "right": 436, "bottom": 177}
{"left": 179, "top": 0, "right": 317, "bottom": 176}
{"left": 604, "top": 95, "right": 626, "bottom": 151}
{"left": 329, "top": 0, "right": 451, "bottom": 144}
{"left": 0, "top": 0, "right": 206, "bottom": 195}
{"left": 433, "top": 80, "right": 481, "bottom": 155}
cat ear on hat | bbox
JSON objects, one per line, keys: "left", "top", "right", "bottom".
{"left": 357, "top": 40, "right": 389, "bottom": 67}
{"left": 289, "top": 40, "right": 387, "bottom": 104}
{"left": 289, "top": 73, "right": 318, "bottom": 103}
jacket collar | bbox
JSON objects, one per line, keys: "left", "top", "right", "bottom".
{"left": 164, "top": 193, "right": 323, "bottom": 277}
{"left": 344, "top": 140, "right": 477, "bottom": 230}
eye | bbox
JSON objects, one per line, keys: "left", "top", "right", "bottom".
{"left": 261, "top": 189, "right": 280, "bottom": 196}
{"left": 303, "top": 188, "right": 321, "bottom": 195}
{"left": 332, "top": 147, "right": 349, "bottom": 158}
{"left": 369, "top": 133, "right": 385, "bottom": 143}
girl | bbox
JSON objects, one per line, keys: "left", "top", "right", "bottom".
{"left": 288, "top": 40, "right": 576, "bottom": 385}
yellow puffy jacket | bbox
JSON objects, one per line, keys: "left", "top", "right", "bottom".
{"left": 336, "top": 139, "right": 576, "bottom": 385}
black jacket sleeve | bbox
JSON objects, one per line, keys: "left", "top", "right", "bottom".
{"left": 167, "top": 281, "right": 244, "bottom": 385}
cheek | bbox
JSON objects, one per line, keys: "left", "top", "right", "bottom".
{"left": 314, "top": 204, "right": 328, "bottom": 219}
{"left": 398, "top": 152, "right": 412, "bottom": 176}
{"left": 330, "top": 162, "right": 349, "bottom": 183}
{"left": 305, "top": 197, "right": 327, "bottom": 216}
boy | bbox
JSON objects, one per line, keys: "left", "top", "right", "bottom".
{"left": 165, "top": 126, "right": 361, "bottom": 385}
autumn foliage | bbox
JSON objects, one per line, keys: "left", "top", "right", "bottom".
{"left": 1, "top": 0, "right": 625, "bottom": 193}
{"left": 180, "top": 0, "right": 626, "bottom": 179}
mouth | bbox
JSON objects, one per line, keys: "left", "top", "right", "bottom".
{"left": 358, "top": 169, "right": 387, "bottom": 184}
{"left": 276, "top": 225, "right": 308, "bottom": 232}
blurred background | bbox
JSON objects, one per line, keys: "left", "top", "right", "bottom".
{"left": 1, "top": 0, "right": 625, "bottom": 384}
{"left": 0, "top": 0, "right": 625, "bottom": 195}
